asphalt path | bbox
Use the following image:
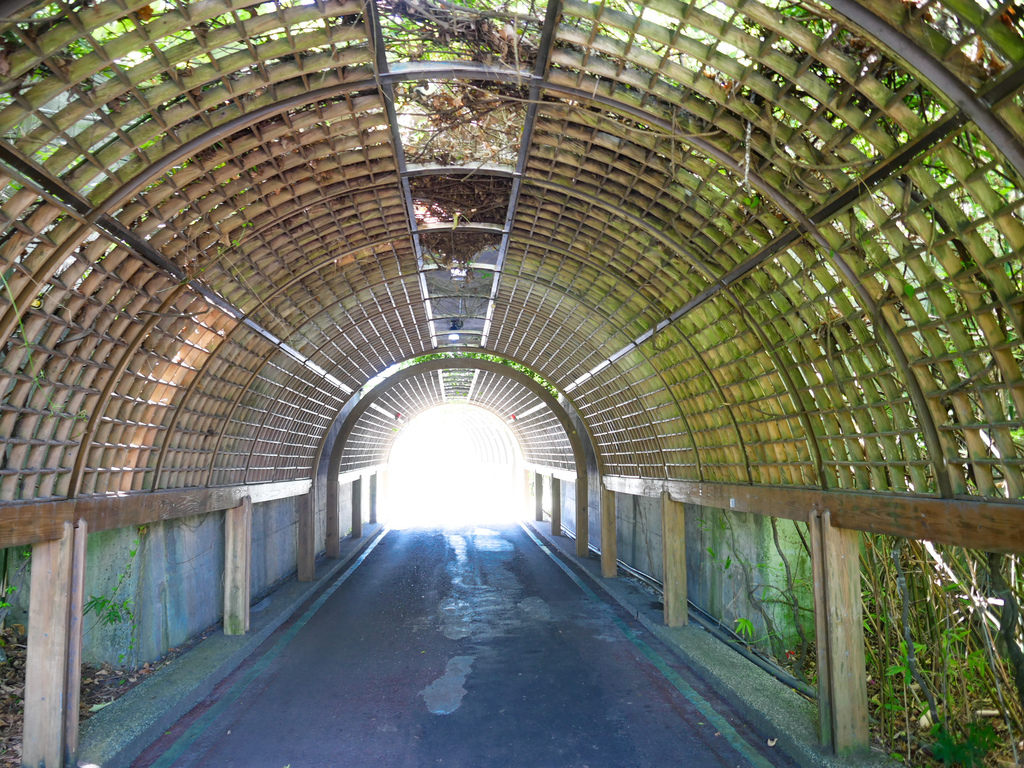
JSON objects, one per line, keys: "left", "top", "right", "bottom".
{"left": 137, "top": 522, "right": 797, "bottom": 768}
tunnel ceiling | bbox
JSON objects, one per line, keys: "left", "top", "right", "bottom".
{"left": 340, "top": 365, "right": 575, "bottom": 473}
{"left": 0, "top": 0, "right": 1022, "bottom": 504}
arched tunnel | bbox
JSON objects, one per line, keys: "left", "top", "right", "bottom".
{"left": 0, "top": 0, "right": 1023, "bottom": 765}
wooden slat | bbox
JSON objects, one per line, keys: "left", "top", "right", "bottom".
{"left": 0, "top": 479, "right": 312, "bottom": 548}
{"left": 600, "top": 477, "right": 1024, "bottom": 554}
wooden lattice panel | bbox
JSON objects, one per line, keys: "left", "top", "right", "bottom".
{"left": 0, "top": 0, "right": 1020, "bottom": 511}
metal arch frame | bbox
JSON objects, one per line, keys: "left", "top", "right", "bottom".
{"left": 362, "top": 0, "right": 438, "bottom": 348}
{"left": 482, "top": 0, "right": 564, "bottom": 349}
{"left": 151, "top": 235, "right": 403, "bottom": 489}
{"left": 160, "top": 222, "right": 704, "bottom": 492}
{"left": 4, "top": 56, "right": 990, "bottom": 495}
{"left": 824, "top": 0, "right": 1024, "bottom": 183}
{"left": 66, "top": 283, "right": 192, "bottom": 497}
{"left": 216, "top": 262, "right": 669, "bottom": 488}
{"left": 321, "top": 356, "right": 596, "bottom": 534}
{"left": 525, "top": 176, "right": 827, "bottom": 487}
{"left": 145, "top": 227, "right": 594, "bottom": 488}
{"left": 339, "top": 372, "right": 561, "bottom": 472}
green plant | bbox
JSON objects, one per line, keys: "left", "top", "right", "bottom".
{"left": 930, "top": 722, "right": 1000, "bottom": 767}
{"left": 735, "top": 616, "right": 756, "bottom": 639}
{"left": 83, "top": 537, "right": 141, "bottom": 660}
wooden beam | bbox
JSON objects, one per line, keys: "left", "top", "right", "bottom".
{"left": 23, "top": 521, "right": 75, "bottom": 768}
{"left": 223, "top": 497, "right": 252, "bottom": 635}
{"left": 326, "top": 476, "right": 341, "bottom": 559}
{"left": 535, "top": 472, "right": 544, "bottom": 522}
{"left": 351, "top": 476, "right": 363, "bottom": 540}
{"left": 551, "top": 476, "right": 562, "bottom": 536}
{"left": 0, "top": 479, "right": 312, "bottom": 549}
{"left": 64, "top": 519, "right": 87, "bottom": 767}
{"left": 297, "top": 492, "right": 315, "bottom": 582}
{"left": 601, "top": 486, "right": 618, "bottom": 577}
{"left": 811, "top": 511, "right": 869, "bottom": 755}
{"left": 661, "top": 492, "right": 687, "bottom": 627}
{"left": 598, "top": 476, "right": 1024, "bottom": 554}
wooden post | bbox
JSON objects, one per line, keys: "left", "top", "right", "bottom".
{"left": 23, "top": 521, "right": 76, "bottom": 768}
{"left": 661, "top": 492, "right": 687, "bottom": 627}
{"left": 223, "top": 496, "right": 252, "bottom": 635}
{"left": 369, "top": 472, "right": 378, "bottom": 524}
{"left": 810, "top": 510, "right": 869, "bottom": 755}
{"left": 601, "top": 485, "right": 618, "bottom": 578}
{"left": 550, "top": 476, "right": 562, "bottom": 536}
{"left": 575, "top": 473, "right": 589, "bottom": 558}
{"left": 326, "top": 475, "right": 341, "bottom": 558}
{"left": 298, "top": 491, "right": 315, "bottom": 582}
{"left": 64, "top": 519, "right": 88, "bottom": 766}
{"left": 535, "top": 472, "right": 544, "bottom": 522}
{"left": 351, "top": 476, "right": 363, "bottom": 539}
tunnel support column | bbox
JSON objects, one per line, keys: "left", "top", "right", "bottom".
{"left": 534, "top": 472, "right": 544, "bottom": 522}
{"left": 351, "top": 476, "right": 363, "bottom": 539}
{"left": 600, "top": 486, "right": 617, "bottom": 577}
{"left": 223, "top": 496, "right": 252, "bottom": 635}
{"left": 810, "top": 510, "right": 868, "bottom": 755}
{"left": 550, "top": 476, "right": 562, "bottom": 535}
{"left": 326, "top": 475, "right": 341, "bottom": 558}
{"left": 23, "top": 518, "right": 87, "bottom": 768}
{"left": 661, "top": 492, "right": 687, "bottom": 627}
{"left": 298, "top": 491, "right": 315, "bottom": 581}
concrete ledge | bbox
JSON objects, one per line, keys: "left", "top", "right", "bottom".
{"left": 77, "top": 525, "right": 385, "bottom": 768}
{"left": 528, "top": 522, "right": 894, "bottom": 768}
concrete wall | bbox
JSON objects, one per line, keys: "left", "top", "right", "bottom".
{"left": 609, "top": 491, "right": 814, "bottom": 657}
{"left": 561, "top": 480, "right": 576, "bottom": 536}
{"left": 4, "top": 494, "right": 306, "bottom": 668}
{"left": 615, "top": 493, "right": 663, "bottom": 582}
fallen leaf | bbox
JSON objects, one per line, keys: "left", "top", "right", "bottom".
{"left": 767, "top": 738, "right": 777, "bottom": 747}
{"left": 88, "top": 702, "right": 112, "bottom": 712}
{"left": 136, "top": 4, "right": 154, "bottom": 22}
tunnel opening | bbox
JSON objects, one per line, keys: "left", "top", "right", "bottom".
{"left": 385, "top": 403, "right": 526, "bottom": 529}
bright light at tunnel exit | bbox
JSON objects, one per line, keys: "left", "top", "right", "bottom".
{"left": 385, "top": 404, "right": 526, "bottom": 528}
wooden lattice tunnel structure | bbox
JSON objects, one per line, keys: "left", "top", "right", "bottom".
{"left": 0, "top": 0, "right": 1023, "bottom": 764}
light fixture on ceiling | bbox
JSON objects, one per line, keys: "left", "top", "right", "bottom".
{"left": 448, "top": 317, "right": 463, "bottom": 342}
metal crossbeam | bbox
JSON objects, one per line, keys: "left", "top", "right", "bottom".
{"left": 0, "top": 143, "right": 349, "bottom": 392}
{"left": 481, "top": 0, "right": 564, "bottom": 348}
